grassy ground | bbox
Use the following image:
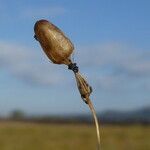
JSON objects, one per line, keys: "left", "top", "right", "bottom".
{"left": 0, "top": 122, "right": 149, "bottom": 150}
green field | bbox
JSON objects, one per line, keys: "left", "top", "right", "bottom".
{"left": 0, "top": 122, "right": 149, "bottom": 150}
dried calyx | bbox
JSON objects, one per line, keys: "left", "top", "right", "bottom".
{"left": 34, "top": 19, "right": 101, "bottom": 150}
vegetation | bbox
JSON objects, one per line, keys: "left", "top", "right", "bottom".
{"left": 0, "top": 122, "right": 149, "bottom": 150}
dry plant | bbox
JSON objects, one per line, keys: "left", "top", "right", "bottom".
{"left": 34, "top": 20, "right": 101, "bottom": 150}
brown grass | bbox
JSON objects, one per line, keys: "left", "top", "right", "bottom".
{"left": 0, "top": 122, "right": 149, "bottom": 150}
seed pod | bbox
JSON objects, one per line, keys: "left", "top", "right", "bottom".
{"left": 34, "top": 20, "right": 74, "bottom": 64}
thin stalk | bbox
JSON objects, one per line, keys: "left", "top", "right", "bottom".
{"left": 87, "top": 98, "right": 101, "bottom": 150}
{"left": 67, "top": 62, "right": 101, "bottom": 150}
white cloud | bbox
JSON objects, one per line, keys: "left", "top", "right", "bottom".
{"left": 76, "top": 43, "right": 150, "bottom": 76}
{"left": 0, "top": 41, "right": 150, "bottom": 91}
{"left": 0, "top": 41, "right": 67, "bottom": 86}
{"left": 75, "top": 43, "right": 150, "bottom": 91}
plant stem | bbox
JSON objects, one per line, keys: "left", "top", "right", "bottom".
{"left": 67, "top": 62, "right": 101, "bottom": 150}
{"left": 87, "top": 98, "right": 101, "bottom": 150}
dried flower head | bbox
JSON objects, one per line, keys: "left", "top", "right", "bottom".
{"left": 34, "top": 20, "right": 74, "bottom": 64}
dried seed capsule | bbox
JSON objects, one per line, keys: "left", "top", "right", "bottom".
{"left": 34, "top": 20, "right": 74, "bottom": 64}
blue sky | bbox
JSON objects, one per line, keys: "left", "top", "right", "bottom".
{"left": 0, "top": 0, "right": 150, "bottom": 116}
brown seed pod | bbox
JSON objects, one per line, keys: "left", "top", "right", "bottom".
{"left": 34, "top": 20, "right": 74, "bottom": 64}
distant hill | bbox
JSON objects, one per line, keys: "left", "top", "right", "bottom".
{"left": 1, "top": 106, "right": 150, "bottom": 124}
{"left": 99, "top": 106, "right": 150, "bottom": 124}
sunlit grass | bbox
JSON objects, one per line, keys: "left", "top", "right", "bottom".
{"left": 0, "top": 122, "right": 149, "bottom": 150}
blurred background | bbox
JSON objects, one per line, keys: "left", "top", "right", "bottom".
{"left": 0, "top": 0, "right": 150, "bottom": 150}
